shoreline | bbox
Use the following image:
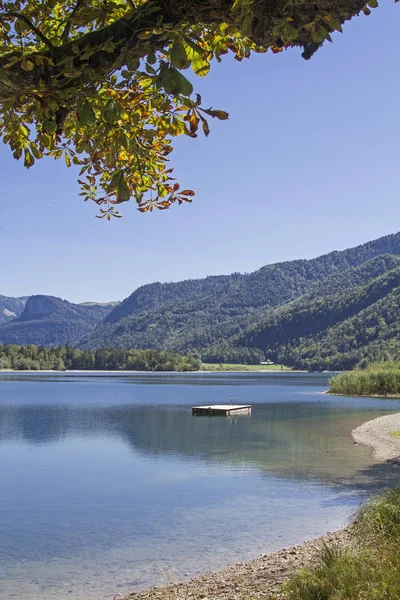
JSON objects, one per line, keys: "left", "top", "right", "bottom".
{"left": 119, "top": 409, "right": 400, "bottom": 600}
{"left": 0, "top": 368, "right": 305, "bottom": 374}
{"left": 352, "top": 412, "right": 400, "bottom": 463}
{"left": 120, "top": 529, "right": 352, "bottom": 600}
{"left": 326, "top": 390, "right": 400, "bottom": 399}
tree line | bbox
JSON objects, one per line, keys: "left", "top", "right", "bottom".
{"left": 0, "top": 344, "right": 202, "bottom": 372}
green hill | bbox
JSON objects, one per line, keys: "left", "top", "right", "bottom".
{"left": 240, "top": 259, "right": 400, "bottom": 370}
{"left": 80, "top": 233, "right": 400, "bottom": 355}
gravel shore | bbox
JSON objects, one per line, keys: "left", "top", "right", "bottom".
{"left": 352, "top": 412, "right": 400, "bottom": 463}
{"left": 119, "top": 529, "right": 352, "bottom": 600}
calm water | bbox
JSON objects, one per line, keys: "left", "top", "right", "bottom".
{"left": 1, "top": 372, "right": 400, "bottom": 600}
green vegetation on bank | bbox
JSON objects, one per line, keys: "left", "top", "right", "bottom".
{"left": 202, "top": 363, "right": 290, "bottom": 372}
{"left": 0, "top": 344, "right": 201, "bottom": 372}
{"left": 329, "top": 363, "right": 400, "bottom": 397}
{"left": 285, "top": 486, "right": 400, "bottom": 600}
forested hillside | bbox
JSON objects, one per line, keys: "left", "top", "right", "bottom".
{"left": 0, "top": 296, "right": 113, "bottom": 347}
{"left": 274, "top": 286, "right": 400, "bottom": 371}
{"left": 2, "top": 233, "right": 400, "bottom": 369}
{"left": 240, "top": 260, "right": 400, "bottom": 370}
{"left": 81, "top": 233, "right": 400, "bottom": 354}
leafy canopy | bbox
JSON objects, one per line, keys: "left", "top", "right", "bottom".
{"left": 0, "top": 0, "right": 384, "bottom": 218}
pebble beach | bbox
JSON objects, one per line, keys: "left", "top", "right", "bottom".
{"left": 119, "top": 530, "right": 352, "bottom": 600}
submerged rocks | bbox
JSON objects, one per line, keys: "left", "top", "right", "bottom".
{"left": 121, "top": 529, "right": 352, "bottom": 600}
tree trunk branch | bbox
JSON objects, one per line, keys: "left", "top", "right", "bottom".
{"left": 0, "top": 11, "right": 53, "bottom": 48}
{"left": 0, "top": 0, "right": 368, "bottom": 102}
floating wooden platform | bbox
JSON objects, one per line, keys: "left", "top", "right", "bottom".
{"left": 192, "top": 404, "right": 251, "bottom": 416}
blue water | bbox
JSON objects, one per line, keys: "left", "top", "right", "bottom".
{"left": 1, "top": 371, "right": 400, "bottom": 600}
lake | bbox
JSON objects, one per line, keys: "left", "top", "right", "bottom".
{"left": 1, "top": 371, "right": 400, "bottom": 600}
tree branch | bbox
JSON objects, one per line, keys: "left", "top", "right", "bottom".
{"left": 61, "top": 0, "right": 86, "bottom": 43}
{"left": 0, "top": 0, "right": 368, "bottom": 101}
{"left": 0, "top": 12, "right": 53, "bottom": 49}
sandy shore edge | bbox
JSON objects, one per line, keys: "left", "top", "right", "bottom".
{"left": 352, "top": 412, "right": 400, "bottom": 463}
{"left": 119, "top": 529, "right": 351, "bottom": 600}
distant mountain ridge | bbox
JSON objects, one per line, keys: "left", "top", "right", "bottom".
{"left": 2, "top": 232, "right": 400, "bottom": 370}
{"left": 0, "top": 295, "right": 28, "bottom": 323}
{"left": 0, "top": 295, "right": 114, "bottom": 347}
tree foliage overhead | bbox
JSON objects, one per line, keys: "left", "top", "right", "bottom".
{"left": 0, "top": 0, "right": 381, "bottom": 217}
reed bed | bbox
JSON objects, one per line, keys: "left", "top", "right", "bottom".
{"left": 329, "top": 362, "right": 400, "bottom": 396}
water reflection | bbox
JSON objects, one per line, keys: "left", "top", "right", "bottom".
{"left": 1, "top": 372, "right": 400, "bottom": 600}
{"left": 1, "top": 397, "right": 400, "bottom": 492}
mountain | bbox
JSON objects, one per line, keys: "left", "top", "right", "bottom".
{"left": 0, "top": 295, "right": 114, "bottom": 347}
{"left": 277, "top": 285, "right": 400, "bottom": 371}
{"left": 80, "top": 301, "right": 119, "bottom": 307}
{"left": 0, "top": 295, "right": 28, "bottom": 323}
{"left": 239, "top": 256, "right": 400, "bottom": 370}
{"left": 80, "top": 232, "right": 400, "bottom": 354}
{"left": 3, "top": 232, "right": 400, "bottom": 370}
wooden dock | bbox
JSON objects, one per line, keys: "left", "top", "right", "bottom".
{"left": 192, "top": 404, "right": 251, "bottom": 416}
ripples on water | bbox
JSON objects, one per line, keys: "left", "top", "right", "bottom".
{"left": 1, "top": 372, "right": 400, "bottom": 600}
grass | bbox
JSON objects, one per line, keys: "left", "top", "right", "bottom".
{"left": 201, "top": 363, "right": 291, "bottom": 372}
{"left": 284, "top": 487, "right": 400, "bottom": 600}
{"left": 390, "top": 431, "right": 400, "bottom": 438}
{"left": 329, "top": 362, "right": 400, "bottom": 397}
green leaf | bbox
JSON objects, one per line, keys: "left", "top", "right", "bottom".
{"left": 30, "top": 144, "right": 43, "bottom": 160}
{"left": 109, "top": 170, "right": 124, "bottom": 190}
{"left": 323, "top": 14, "right": 343, "bottom": 32}
{"left": 158, "top": 65, "right": 193, "bottom": 97}
{"left": 282, "top": 23, "right": 298, "bottom": 42}
{"left": 117, "top": 179, "right": 130, "bottom": 202}
{"left": 21, "top": 58, "right": 35, "bottom": 71}
{"left": 108, "top": 170, "right": 130, "bottom": 201}
{"left": 24, "top": 149, "right": 34, "bottom": 168}
{"left": 170, "top": 39, "right": 190, "bottom": 69}
{"left": 192, "top": 57, "right": 210, "bottom": 77}
{"left": 367, "top": 0, "right": 378, "bottom": 7}
{"left": 311, "top": 24, "right": 330, "bottom": 43}
{"left": 145, "top": 62, "right": 157, "bottom": 75}
{"left": 103, "top": 100, "right": 122, "bottom": 124}
{"left": 78, "top": 101, "right": 96, "bottom": 126}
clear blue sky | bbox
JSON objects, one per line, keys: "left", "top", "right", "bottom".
{"left": 1, "top": 3, "right": 399, "bottom": 303}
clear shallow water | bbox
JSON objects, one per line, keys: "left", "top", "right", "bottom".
{"left": 1, "top": 372, "right": 400, "bottom": 600}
